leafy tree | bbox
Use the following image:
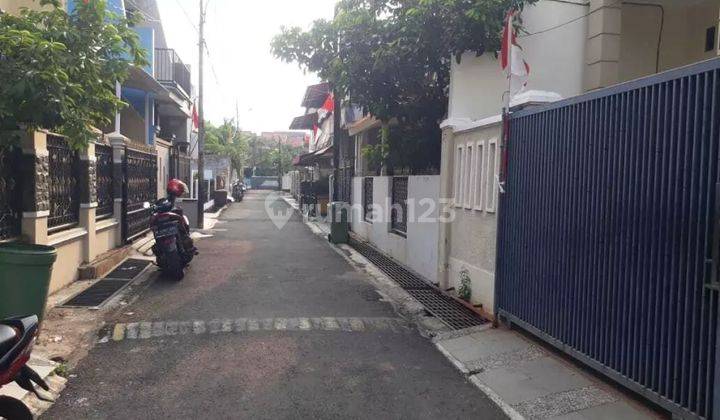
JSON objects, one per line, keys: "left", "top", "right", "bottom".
{"left": 243, "top": 134, "right": 304, "bottom": 177}
{"left": 271, "top": 0, "right": 534, "bottom": 173}
{"left": 205, "top": 119, "right": 250, "bottom": 181}
{"left": 0, "top": 0, "right": 146, "bottom": 148}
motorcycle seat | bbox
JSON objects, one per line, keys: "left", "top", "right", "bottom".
{"left": 0, "top": 324, "right": 19, "bottom": 357}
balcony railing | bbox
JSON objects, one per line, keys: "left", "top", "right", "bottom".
{"left": 154, "top": 48, "right": 191, "bottom": 97}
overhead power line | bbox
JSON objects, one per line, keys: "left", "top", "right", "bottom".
{"left": 173, "top": 0, "right": 199, "bottom": 33}
{"left": 519, "top": 0, "right": 621, "bottom": 38}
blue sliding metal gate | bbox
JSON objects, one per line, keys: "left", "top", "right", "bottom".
{"left": 497, "top": 58, "right": 720, "bottom": 419}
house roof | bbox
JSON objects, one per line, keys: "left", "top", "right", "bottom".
{"left": 289, "top": 112, "right": 318, "bottom": 130}
{"left": 292, "top": 145, "right": 333, "bottom": 166}
{"left": 301, "top": 82, "right": 331, "bottom": 108}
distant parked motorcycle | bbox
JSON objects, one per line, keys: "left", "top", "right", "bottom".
{"left": 232, "top": 181, "right": 245, "bottom": 202}
{"left": 147, "top": 179, "right": 197, "bottom": 280}
{"left": 0, "top": 315, "right": 51, "bottom": 420}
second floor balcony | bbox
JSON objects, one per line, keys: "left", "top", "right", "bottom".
{"left": 154, "top": 48, "right": 191, "bottom": 99}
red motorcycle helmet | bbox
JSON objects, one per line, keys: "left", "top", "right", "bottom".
{"left": 167, "top": 179, "right": 188, "bottom": 197}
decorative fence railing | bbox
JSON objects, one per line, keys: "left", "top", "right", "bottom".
{"left": 363, "top": 177, "right": 373, "bottom": 222}
{"left": 123, "top": 147, "right": 157, "bottom": 241}
{"left": 497, "top": 58, "right": 720, "bottom": 419}
{"left": 154, "top": 48, "right": 192, "bottom": 97}
{"left": 390, "top": 177, "right": 408, "bottom": 234}
{"left": 0, "top": 145, "right": 22, "bottom": 241}
{"left": 47, "top": 135, "right": 80, "bottom": 233}
{"left": 95, "top": 143, "right": 114, "bottom": 220}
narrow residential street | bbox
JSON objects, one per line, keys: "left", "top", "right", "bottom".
{"left": 42, "top": 190, "right": 505, "bottom": 419}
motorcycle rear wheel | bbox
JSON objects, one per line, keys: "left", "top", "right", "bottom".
{"left": 0, "top": 396, "right": 33, "bottom": 420}
{"left": 164, "top": 250, "right": 185, "bottom": 281}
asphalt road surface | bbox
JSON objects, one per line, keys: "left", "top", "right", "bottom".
{"left": 43, "top": 190, "right": 506, "bottom": 420}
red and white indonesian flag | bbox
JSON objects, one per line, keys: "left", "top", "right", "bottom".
{"left": 501, "top": 10, "right": 530, "bottom": 99}
{"left": 317, "top": 93, "right": 335, "bottom": 121}
{"left": 191, "top": 101, "right": 199, "bottom": 130}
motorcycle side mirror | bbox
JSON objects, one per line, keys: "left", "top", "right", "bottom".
{"left": 143, "top": 202, "right": 151, "bottom": 209}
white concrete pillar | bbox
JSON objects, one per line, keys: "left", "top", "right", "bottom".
{"left": 79, "top": 142, "right": 98, "bottom": 263}
{"left": 436, "top": 127, "right": 455, "bottom": 290}
{"left": 109, "top": 133, "right": 129, "bottom": 246}
{"left": 586, "top": 0, "right": 622, "bottom": 91}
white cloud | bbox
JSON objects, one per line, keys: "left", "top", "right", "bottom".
{"left": 156, "top": 0, "right": 336, "bottom": 133}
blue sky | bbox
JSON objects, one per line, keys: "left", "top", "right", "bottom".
{"left": 157, "top": 0, "right": 337, "bottom": 133}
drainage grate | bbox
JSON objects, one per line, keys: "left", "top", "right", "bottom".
{"left": 349, "top": 239, "right": 432, "bottom": 290}
{"left": 105, "top": 258, "right": 151, "bottom": 280}
{"left": 349, "top": 237, "right": 486, "bottom": 330}
{"left": 406, "top": 289, "right": 486, "bottom": 330}
{"left": 61, "top": 279, "right": 130, "bottom": 308}
{"left": 60, "top": 258, "right": 152, "bottom": 308}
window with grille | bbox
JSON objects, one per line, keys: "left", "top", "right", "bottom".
{"left": 363, "top": 177, "right": 373, "bottom": 222}
{"left": 391, "top": 177, "right": 408, "bottom": 234}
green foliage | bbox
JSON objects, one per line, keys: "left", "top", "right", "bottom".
{"left": 205, "top": 120, "right": 250, "bottom": 180}
{"left": 0, "top": 0, "right": 146, "bottom": 148}
{"left": 458, "top": 268, "right": 472, "bottom": 302}
{"left": 271, "top": 0, "right": 534, "bottom": 173}
{"left": 361, "top": 141, "right": 387, "bottom": 175}
{"left": 53, "top": 361, "right": 69, "bottom": 378}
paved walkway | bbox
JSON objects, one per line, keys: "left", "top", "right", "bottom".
{"left": 42, "top": 190, "right": 505, "bottom": 419}
{"left": 435, "top": 328, "right": 662, "bottom": 419}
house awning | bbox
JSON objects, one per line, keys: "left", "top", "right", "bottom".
{"left": 292, "top": 145, "right": 333, "bottom": 166}
{"left": 289, "top": 112, "right": 318, "bottom": 130}
{"left": 124, "top": 66, "right": 169, "bottom": 96}
{"left": 301, "top": 82, "right": 331, "bottom": 108}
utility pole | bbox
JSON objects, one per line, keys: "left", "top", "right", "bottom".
{"left": 276, "top": 135, "right": 282, "bottom": 191}
{"left": 332, "top": 85, "right": 341, "bottom": 202}
{"left": 196, "top": 0, "right": 205, "bottom": 229}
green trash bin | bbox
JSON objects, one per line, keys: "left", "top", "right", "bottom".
{"left": 328, "top": 202, "right": 349, "bottom": 244}
{"left": 0, "top": 243, "right": 57, "bottom": 322}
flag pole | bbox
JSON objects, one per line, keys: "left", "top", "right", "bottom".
{"left": 196, "top": 0, "right": 206, "bottom": 228}
{"left": 499, "top": 10, "right": 514, "bottom": 194}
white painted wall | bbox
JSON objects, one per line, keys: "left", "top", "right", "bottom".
{"left": 441, "top": 121, "right": 502, "bottom": 316}
{"left": 448, "top": 0, "right": 588, "bottom": 121}
{"left": 351, "top": 176, "right": 441, "bottom": 283}
{"left": 155, "top": 141, "right": 171, "bottom": 198}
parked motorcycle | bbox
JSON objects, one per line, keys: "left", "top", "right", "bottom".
{"left": 231, "top": 181, "right": 245, "bottom": 202}
{"left": 0, "top": 315, "right": 51, "bottom": 420}
{"left": 147, "top": 179, "right": 197, "bottom": 280}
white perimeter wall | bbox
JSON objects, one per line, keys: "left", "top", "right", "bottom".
{"left": 351, "top": 176, "right": 441, "bottom": 283}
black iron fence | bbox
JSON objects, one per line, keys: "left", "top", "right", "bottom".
{"left": 497, "top": 58, "right": 720, "bottom": 419}
{"left": 123, "top": 147, "right": 157, "bottom": 241}
{"left": 154, "top": 48, "right": 191, "bottom": 97}
{"left": 363, "top": 177, "right": 373, "bottom": 222}
{"left": 0, "top": 145, "right": 21, "bottom": 241}
{"left": 95, "top": 143, "right": 114, "bottom": 219}
{"left": 391, "top": 177, "right": 408, "bottom": 234}
{"left": 47, "top": 135, "right": 80, "bottom": 232}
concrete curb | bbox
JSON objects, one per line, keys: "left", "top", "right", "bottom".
{"left": 468, "top": 376, "right": 526, "bottom": 420}
{"left": 0, "top": 355, "right": 68, "bottom": 419}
